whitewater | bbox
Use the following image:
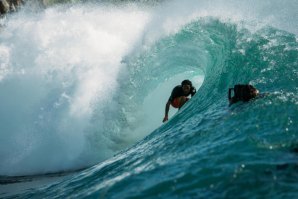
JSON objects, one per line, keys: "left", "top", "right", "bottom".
{"left": 0, "top": 0, "right": 297, "bottom": 198}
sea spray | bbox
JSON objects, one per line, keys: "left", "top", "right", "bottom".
{"left": 0, "top": 4, "right": 151, "bottom": 175}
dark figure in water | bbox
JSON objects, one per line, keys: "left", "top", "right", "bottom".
{"left": 228, "top": 84, "right": 259, "bottom": 105}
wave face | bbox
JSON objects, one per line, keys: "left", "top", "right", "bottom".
{"left": 0, "top": 0, "right": 298, "bottom": 198}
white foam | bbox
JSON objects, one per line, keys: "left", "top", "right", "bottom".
{"left": 0, "top": 4, "right": 151, "bottom": 175}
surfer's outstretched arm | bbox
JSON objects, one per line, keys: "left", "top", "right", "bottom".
{"left": 163, "top": 101, "right": 171, "bottom": 123}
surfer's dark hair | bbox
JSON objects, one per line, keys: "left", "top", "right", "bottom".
{"left": 181, "top": 79, "right": 192, "bottom": 87}
{"left": 233, "top": 84, "right": 256, "bottom": 101}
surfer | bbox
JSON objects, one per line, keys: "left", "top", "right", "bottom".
{"left": 228, "top": 84, "right": 259, "bottom": 105}
{"left": 163, "top": 79, "right": 196, "bottom": 123}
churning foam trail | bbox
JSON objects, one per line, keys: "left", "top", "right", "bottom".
{"left": 0, "top": 4, "right": 150, "bottom": 176}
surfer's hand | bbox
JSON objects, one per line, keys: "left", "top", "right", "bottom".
{"left": 163, "top": 116, "right": 168, "bottom": 123}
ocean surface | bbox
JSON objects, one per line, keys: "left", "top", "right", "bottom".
{"left": 0, "top": 0, "right": 297, "bottom": 198}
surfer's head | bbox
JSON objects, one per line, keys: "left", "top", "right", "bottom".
{"left": 181, "top": 80, "right": 192, "bottom": 94}
{"left": 228, "top": 84, "right": 260, "bottom": 105}
{"left": 249, "top": 86, "right": 259, "bottom": 98}
{"left": 233, "top": 84, "right": 259, "bottom": 101}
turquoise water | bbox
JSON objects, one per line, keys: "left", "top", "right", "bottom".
{"left": 0, "top": 0, "right": 297, "bottom": 198}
